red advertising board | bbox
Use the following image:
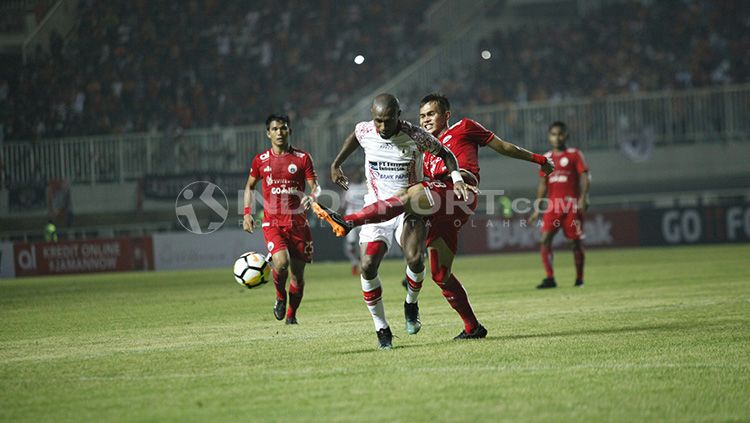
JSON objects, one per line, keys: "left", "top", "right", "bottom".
{"left": 458, "top": 210, "right": 641, "bottom": 254}
{"left": 13, "top": 237, "right": 154, "bottom": 277}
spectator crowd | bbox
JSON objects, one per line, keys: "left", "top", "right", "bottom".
{"left": 0, "top": 0, "right": 747, "bottom": 141}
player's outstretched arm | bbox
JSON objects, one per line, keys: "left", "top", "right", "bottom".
{"left": 330, "top": 131, "right": 360, "bottom": 191}
{"left": 487, "top": 136, "right": 554, "bottom": 175}
{"left": 243, "top": 174, "right": 259, "bottom": 233}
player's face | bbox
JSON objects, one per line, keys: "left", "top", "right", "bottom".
{"left": 372, "top": 107, "right": 400, "bottom": 139}
{"left": 548, "top": 126, "right": 568, "bottom": 150}
{"left": 419, "top": 101, "right": 450, "bottom": 136}
{"left": 267, "top": 120, "right": 291, "bottom": 147}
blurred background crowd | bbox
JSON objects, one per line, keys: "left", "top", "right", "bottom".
{"left": 1, "top": 0, "right": 747, "bottom": 142}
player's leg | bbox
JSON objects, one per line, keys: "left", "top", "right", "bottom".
{"left": 562, "top": 211, "right": 585, "bottom": 287}
{"left": 344, "top": 227, "right": 361, "bottom": 276}
{"left": 312, "top": 183, "right": 437, "bottom": 236}
{"left": 263, "top": 225, "right": 291, "bottom": 320}
{"left": 537, "top": 211, "right": 560, "bottom": 289}
{"left": 286, "top": 256, "right": 306, "bottom": 324}
{"left": 270, "top": 249, "right": 291, "bottom": 320}
{"left": 399, "top": 214, "right": 426, "bottom": 335}
{"left": 427, "top": 237, "right": 486, "bottom": 339}
{"left": 283, "top": 223, "right": 314, "bottom": 324}
{"left": 359, "top": 239, "right": 393, "bottom": 349}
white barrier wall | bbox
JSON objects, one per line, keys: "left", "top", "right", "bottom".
{"left": 151, "top": 230, "right": 266, "bottom": 271}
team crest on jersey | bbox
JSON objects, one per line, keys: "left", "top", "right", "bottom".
{"left": 560, "top": 157, "right": 569, "bottom": 167}
{"left": 288, "top": 164, "right": 298, "bottom": 174}
{"left": 267, "top": 242, "right": 275, "bottom": 252}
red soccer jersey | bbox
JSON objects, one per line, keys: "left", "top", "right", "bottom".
{"left": 423, "top": 118, "right": 494, "bottom": 183}
{"left": 540, "top": 148, "right": 589, "bottom": 200}
{"left": 250, "top": 146, "right": 316, "bottom": 226}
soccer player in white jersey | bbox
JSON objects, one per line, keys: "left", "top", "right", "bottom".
{"left": 313, "top": 93, "right": 470, "bottom": 349}
{"left": 342, "top": 167, "right": 367, "bottom": 275}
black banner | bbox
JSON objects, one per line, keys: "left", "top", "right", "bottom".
{"left": 639, "top": 204, "right": 750, "bottom": 246}
{"left": 8, "top": 183, "right": 46, "bottom": 211}
{"left": 142, "top": 172, "right": 247, "bottom": 200}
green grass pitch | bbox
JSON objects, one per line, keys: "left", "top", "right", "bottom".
{"left": 1, "top": 244, "right": 748, "bottom": 422}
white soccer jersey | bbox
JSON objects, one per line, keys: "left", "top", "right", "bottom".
{"left": 354, "top": 120, "right": 442, "bottom": 205}
{"left": 344, "top": 182, "right": 367, "bottom": 214}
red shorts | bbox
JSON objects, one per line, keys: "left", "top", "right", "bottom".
{"left": 261, "top": 220, "right": 313, "bottom": 262}
{"left": 541, "top": 205, "right": 584, "bottom": 240}
{"left": 421, "top": 180, "right": 478, "bottom": 254}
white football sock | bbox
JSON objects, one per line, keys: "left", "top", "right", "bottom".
{"left": 404, "top": 265, "right": 425, "bottom": 304}
{"left": 361, "top": 275, "right": 388, "bottom": 331}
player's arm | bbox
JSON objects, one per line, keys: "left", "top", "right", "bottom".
{"left": 529, "top": 175, "right": 548, "bottom": 225}
{"left": 487, "top": 136, "right": 554, "bottom": 175}
{"left": 302, "top": 177, "right": 321, "bottom": 211}
{"left": 243, "top": 174, "right": 259, "bottom": 233}
{"left": 399, "top": 120, "right": 473, "bottom": 200}
{"left": 330, "top": 131, "right": 360, "bottom": 191}
{"left": 578, "top": 171, "right": 591, "bottom": 212}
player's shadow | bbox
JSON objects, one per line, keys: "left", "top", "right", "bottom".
{"left": 484, "top": 321, "right": 696, "bottom": 342}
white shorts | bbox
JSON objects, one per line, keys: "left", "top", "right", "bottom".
{"left": 358, "top": 214, "right": 404, "bottom": 251}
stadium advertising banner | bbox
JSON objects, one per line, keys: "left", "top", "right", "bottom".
{"left": 13, "top": 237, "right": 154, "bottom": 277}
{"left": 639, "top": 204, "right": 750, "bottom": 246}
{"left": 152, "top": 230, "right": 266, "bottom": 270}
{"left": 459, "top": 210, "right": 641, "bottom": 254}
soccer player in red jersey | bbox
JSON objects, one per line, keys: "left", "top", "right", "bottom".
{"left": 529, "top": 121, "right": 590, "bottom": 289}
{"left": 315, "top": 94, "right": 554, "bottom": 339}
{"left": 243, "top": 114, "right": 320, "bottom": 324}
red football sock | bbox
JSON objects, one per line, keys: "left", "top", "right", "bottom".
{"left": 440, "top": 274, "right": 479, "bottom": 333}
{"left": 287, "top": 277, "right": 304, "bottom": 318}
{"left": 272, "top": 268, "right": 287, "bottom": 301}
{"left": 541, "top": 245, "right": 554, "bottom": 278}
{"left": 573, "top": 244, "right": 584, "bottom": 280}
{"left": 344, "top": 197, "right": 405, "bottom": 226}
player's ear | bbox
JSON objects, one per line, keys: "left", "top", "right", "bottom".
{"left": 445, "top": 110, "right": 451, "bottom": 121}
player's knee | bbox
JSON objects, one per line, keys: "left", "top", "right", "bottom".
{"left": 404, "top": 247, "right": 424, "bottom": 273}
{"left": 428, "top": 250, "right": 449, "bottom": 285}
{"left": 273, "top": 256, "right": 290, "bottom": 272}
{"left": 360, "top": 256, "right": 380, "bottom": 279}
{"left": 540, "top": 233, "right": 553, "bottom": 247}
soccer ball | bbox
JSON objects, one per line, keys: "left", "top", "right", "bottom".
{"left": 233, "top": 252, "right": 270, "bottom": 288}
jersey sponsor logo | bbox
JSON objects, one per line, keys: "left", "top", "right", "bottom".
{"left": 378, "top": 143, "right": 397, "bottom": 150}
{"left": 266, "top": 175, "right": 273, "bottom": 186}
{"left": 559, "top": 157, "right": 569, "bottom": 167}
{"left": 293, "top": 151, "right": 305, "bottom": 158}
{"left": 270, "top": 186, "right": 298, "bottom": 194}
{"left": 549, "top": 174, "right": 569, "bottom": 184}
{"left": 288, "top": 164, "right": 298, "bottom": 174}
{"left": 260, "top": 152, "right": 270, "bottom": 160}
{"left": 263, "top": 165, "right": 272, "bottom": 173}
{"left": 368, "top": 161, "right": 410, "bottom": 171}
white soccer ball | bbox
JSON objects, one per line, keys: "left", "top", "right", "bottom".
{"left": 233, "top": 252, "right": 270, "bottom": 289}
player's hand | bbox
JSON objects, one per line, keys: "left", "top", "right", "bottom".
{"left": 453, "top": 181, "right": 474, "bottom": 200}
{"left": 301, "top": 195, "right": 313, "bottom": 211}
{"left": 529, "top": 211, "right": 540, "bottom": 226}
{"left": 578, "top": 196, "right": 589, "bottom": 212}
{"left": 541, "top": 157, "right": 555, "bottom": 175}
{"left": 243, "top": 214, "right": 255, "bottom": 233}
{"left": 331, "top": 166, "right": 349, "bottom": 191}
